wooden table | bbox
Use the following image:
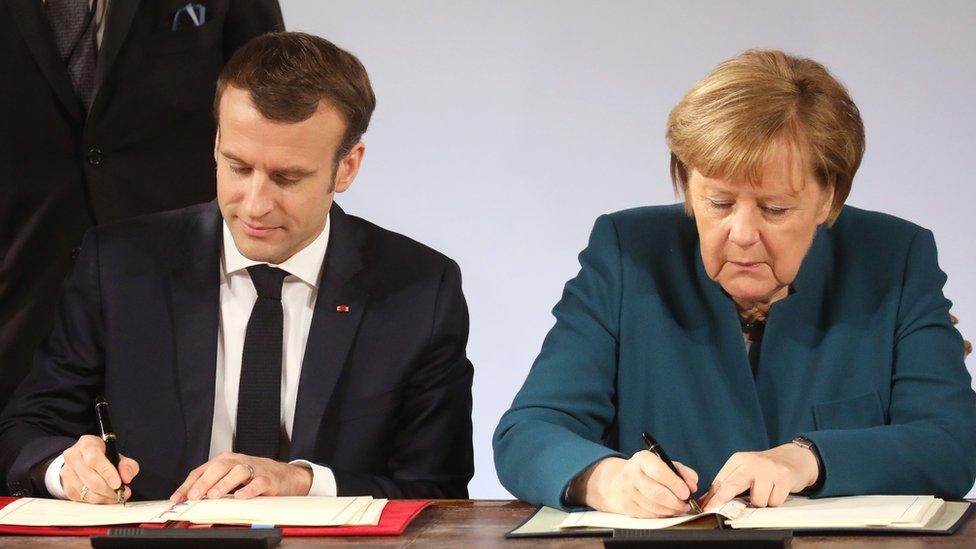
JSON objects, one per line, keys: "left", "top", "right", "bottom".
{"left": 1, "top": 499, "right": 973, "bottom": 547}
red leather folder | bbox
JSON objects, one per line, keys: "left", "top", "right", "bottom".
{"left": 0, "top": 497, "right": 431, "bottom": 536}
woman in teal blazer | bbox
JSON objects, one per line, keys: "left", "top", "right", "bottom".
{"left": 493, "top": 50, "right": 976, "bottom": 518}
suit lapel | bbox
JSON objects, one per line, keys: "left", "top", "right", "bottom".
{"left": 754, "top": 225, "right": 832, "bottom": 443}
{"left": 290, "top": 204, "right": 369, "bottom": 459}
{"left": 168, "top": 202, "right": 222, "bottom": 472}
{"left": 91, "top": 0, "right": 140, "bottom": 108}
{"left": 694, "top": 244, "right": 771, "bottom": 449}
{"left": 6, "top": 0, "right": 82, "bottom": 121}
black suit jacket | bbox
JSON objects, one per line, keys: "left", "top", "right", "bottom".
{"left": 0, "top": 202, "right": 475, "bottom": 499}
{"left": 0, "top": 0, "right": 283, "bottom": 413}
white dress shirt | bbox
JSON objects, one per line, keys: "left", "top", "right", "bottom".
{"left": 46, "top": 216, "right": 336, "bottom": 498}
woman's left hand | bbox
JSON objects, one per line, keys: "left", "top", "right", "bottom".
{"left": 701, "top": 443, "right": 819, "bottom": 512}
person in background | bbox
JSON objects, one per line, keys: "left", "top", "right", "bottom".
{"left": 494, "top": 49, "right": 976, "bottom": 518}
{"left": 0, "top": 31, "right": 474, "bottom": 503}
{"left": 0, "top": 1, "right": 284, "bottom": 427}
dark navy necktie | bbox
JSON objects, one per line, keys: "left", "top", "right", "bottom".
{"left": 234, "top": 265, "right": 289, "bottom": 459}
{"left": 43, "top": 0, "right": 98, "bottom": 111}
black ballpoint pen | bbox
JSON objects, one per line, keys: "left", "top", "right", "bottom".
{"left": 95, "top": 396, "right": 127, "bottom": 506}
{"left": 641, "top": 432, "right": 703, "bottom": 515}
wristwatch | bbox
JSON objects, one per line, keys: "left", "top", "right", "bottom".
{"left": 791, "top": 435, "right": 815, "bottom": 451}
{"left": 792, "top": 436, "right": 825, "bottom": 493}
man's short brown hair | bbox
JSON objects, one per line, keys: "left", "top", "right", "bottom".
{"left": 666, "top": 49, "right": 865, "bottom": 225}
{"left": 215, "top": 32, "right": 376, "bottom": 158}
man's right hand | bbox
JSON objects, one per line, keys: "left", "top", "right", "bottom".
{"left": 572, "top": 452, "right": 699, "bottom": 518}
{"left": 59, "top": 435, "right": 139, "bottom": 504}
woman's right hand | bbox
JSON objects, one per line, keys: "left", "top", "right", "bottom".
{"left": 573, "top": 452, "right": 699, "bottom": 518}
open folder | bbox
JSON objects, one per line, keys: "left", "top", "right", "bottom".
{"left": 0, "top": 496, "right": 384, "bottom": 527}
{"left": 0, "top": 496, "right": 432, "bottom": 537}
{"left": 508, "top": 496, "right": 973, "bottom": 538}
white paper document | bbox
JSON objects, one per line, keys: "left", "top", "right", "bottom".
{"left": 0, "top": 498, "right": 174, "bottom": 527}
{"left": 726, "top": 495, "right": 944, "bottom": 529}
{"left": 558, "top": 495, "right": 945, "bottom": 530}
{"left": 559, "top": 500, "right": 746, "bottom": 530}
{"left": 0, "top": 496, "right": 388, "bottom": 527}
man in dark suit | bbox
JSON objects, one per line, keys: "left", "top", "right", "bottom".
{"left": 0, "top": 32, "right": 474, "bottom": 502}
{"left": 0, "top": 1, "right": 284, "bottom": 414}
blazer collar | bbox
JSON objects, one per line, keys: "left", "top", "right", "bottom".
{"left": 750, "top": 225, "right": 833, "bottom": 439}
{"left": 692, "top": 223, "right": 834, "bottom": 445}
{"left": 6, "top": 0, "right": 83, "bottom": 121}
{"left": 691, "top": 222, "right": 832, "bottom": 331}
{"left": 771, "top": 224, "right": 831, "bottom": 320}
{"left": 693, "top": 242, "right": 770, "bottom": 448}
{"left": 290, "top": 203, "right": 370, "bottom": 459}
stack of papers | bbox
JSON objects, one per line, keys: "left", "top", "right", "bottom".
{"left": 559, "top": 495, "right": 947, "bottom": 530}
{"left": 726, "top": 495, "right": 944, "bottom": 529}
{"left": 0, "top": 496, "right": 387, "bottom": 528}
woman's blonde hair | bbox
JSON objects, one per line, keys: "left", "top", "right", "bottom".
{"left": 666, "top": 49, "right": 864, "bottom": 225}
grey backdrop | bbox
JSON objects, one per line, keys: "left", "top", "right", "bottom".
{"left": 280, "top": 0, "right": 976, "bottom": 498}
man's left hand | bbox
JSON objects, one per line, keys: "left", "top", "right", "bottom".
{"left": 169, "top": 452, "right": 312, "bottom": 502}
{"left": 700, "top": 443, "right": 819, "bottom": 512}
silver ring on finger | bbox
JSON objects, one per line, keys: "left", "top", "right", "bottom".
{"left": 80, "top": 484, "right": 90, "bottom": 502}
{"left": 244, "top": 464, "right": 255, "bottom": 481}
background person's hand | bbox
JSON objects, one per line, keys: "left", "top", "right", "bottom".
{"left": 60, "top": 434, "right": 139, "bottom": 504}
{"left": 701, "top": 443, "right": 819, "bottom": 512}
{"left": 169, "top": 452, "right": 312, "bottom": 502}
{"left": 574, "top": 451, "right": 699, "bottom": 518}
